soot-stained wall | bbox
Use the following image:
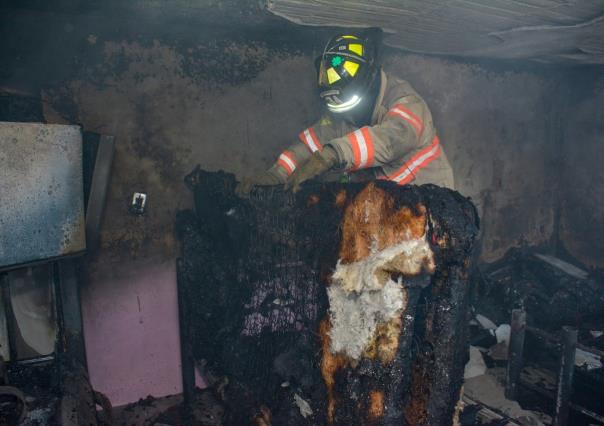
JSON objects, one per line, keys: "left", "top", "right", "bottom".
{"left": 42, "top": 50, "right": 559, "bottom": 264}
{"left": 560, "top": 71, "right": 604, "bottom": 269}
{"left": 1, "top": 0, "right": 563, "bottom": 405}
{"left": 381, "top": 56, "right": 559, "bottom": 261}
{"left": 1, "top": 5, "right": 560, "bottom": 264}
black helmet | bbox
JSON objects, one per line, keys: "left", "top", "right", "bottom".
{"left": 317, "top": 30, "right": 380, "bottom": 114}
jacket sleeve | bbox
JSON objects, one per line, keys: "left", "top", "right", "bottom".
{"left": 267, "top": 115, "right": 340, "bottom": 182}
{"left": 325, "top": 94, "right": 433, "bottom": 171}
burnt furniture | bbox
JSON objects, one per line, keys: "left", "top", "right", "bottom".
{"left": 177, "top": 168, "right": 479, "bottom": 425}
{"left": 0, "top": 94, "right": 114, "bottom": 424}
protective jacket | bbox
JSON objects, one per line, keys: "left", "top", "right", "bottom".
{"left": 269, "top": 70, "right": 455, "bottom": 189}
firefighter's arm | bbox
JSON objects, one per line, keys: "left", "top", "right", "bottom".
{"left": 236, "top": 117, "right": 337, "bottom": 196}
{"left": 325, "top": 95, "right": 430, "bottom": 171}
{"left": 267, "top": 116, "right": 339, "bottom": 181}
{"left": 266, "top": 142, "right": 313, "bottom": 182}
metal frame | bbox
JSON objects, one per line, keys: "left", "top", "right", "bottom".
{"left": 0, "top": 260, "right": 84, "bottom": 366}
{"left": 553, "top": 327, "right": 578, "bottom": 426}
{"left": 508, "top": 325, "right": 604, "bottom": 425}
{"left": 0, "top": 273, "right": 19, "bottom": 362}
{"left": 1, "top": 132, "right": 114, "bottom": 385}
{"left": 177, "top": 258, "right": 195, "bottom": 425}
{"left": 505, "top": 309, "right": 526, "bottom": 400}
{"left": 85, "top": 135, "right": 115, "bottom": 252}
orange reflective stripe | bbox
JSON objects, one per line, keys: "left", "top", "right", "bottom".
{"left": 387, "top": 136, "right": 441, "bottom": 185}
{"left": 277, "top": 151, "right": 297, "bottom": 176}
{"left": 347, "top": 127, "right": 374, "bottom": 170}
{"left": 362, "top": 127, "right": 374, "bottom": 167}
{"left": 298, "top": 127, "right": 323, "bottom": 153}
{"left": 349, "top": 131, "right": 361, "bottom": 170}
{"left": 388, "top": 103, "right": 424, "bottom": 136}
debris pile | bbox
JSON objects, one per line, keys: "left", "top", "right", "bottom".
{"left": 464, "top": 248, "right": 604, "bottom": 425}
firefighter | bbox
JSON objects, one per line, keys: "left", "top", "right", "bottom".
{"left": 236, "top": 31, "right": 454, "bottom": 196}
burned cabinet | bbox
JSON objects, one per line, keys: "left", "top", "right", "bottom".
{"left": 0, "top": 117, "right": 114, "bottom": 424}
{"left": 178, "top": 169, "right": 479, "bottom": 425}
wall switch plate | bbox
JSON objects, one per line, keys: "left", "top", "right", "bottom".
{"left": 130, "top": 192, "right": 147, "bottom": 215}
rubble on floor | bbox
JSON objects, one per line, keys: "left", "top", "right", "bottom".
{"left": 463, "top": 248, "right": 604, "bottom": 425}
{"left": 464, "top": 370, "right": 550, "bottom": 426}
{"left": 112, "top": 390, "right": 224, "bottom": 426}
{"left": 464, "top": 346, "right": 487, "bottom": 379}
{"left": 473, "top": 248, "right": 604, "bottom": 335}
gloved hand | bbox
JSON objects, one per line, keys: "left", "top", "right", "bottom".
{"left": 284, "top": 146, "right": 338, "bottom": 193}
{"left": 235, "top": 171, "right": 281, "bottom": 197}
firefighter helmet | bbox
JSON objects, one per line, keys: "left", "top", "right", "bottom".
{"left": 317, "top": 32, "right": 379, "bottom": 114}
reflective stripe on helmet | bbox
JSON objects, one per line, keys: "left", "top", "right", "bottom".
{"left": 386, "top": 136, "right": 441, "bottom": 185}
{"left": 326, "top": 94, "right": 362, "bottom": 113}
{"left": 348, "top": 43, "right": 363, "bottom": 56}
{"left": 299, "top": 128, "right": 323, "bottom": 153}
{"left": 327, "top": 67, "right": 341, "bottom": 84}
{"left": 388, "top": 104, "right": 425, "bottom": 136}
{"left": 347, "top": 127, "right": 374, "bottom": 170}
{"left": 278, "top": 151, "right": 297, "bottom": 176}
{"left": 343, "top": 61, "right": 360, "bottom": 77}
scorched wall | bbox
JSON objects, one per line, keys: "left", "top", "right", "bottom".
{"left": 0, "top": 0, "right": 569, "bottom": 406}
{"left": 560, "top": 70, "right": 604, "bottom": 269}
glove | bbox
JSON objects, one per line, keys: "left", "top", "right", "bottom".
{"left": 235, "top": 170, "right": 281, "bottom": 197}
{"left": 284, "top": 146, "right": 338, "bottom": 193}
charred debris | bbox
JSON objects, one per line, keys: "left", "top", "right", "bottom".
{"left": 466, "top": 248, "right": 604, "bottom": 425}
{"left": 176, "top": 167, "right": 479, "bottom": 425}
{"left": 2, "top": 160, "right": 602, "bottom": 425}
{"left": 170, "top": 168, "right": 604, "bottom": 426}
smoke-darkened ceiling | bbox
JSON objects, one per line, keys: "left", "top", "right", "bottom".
{"left": 267, "top": 0, "right": 604, "bottom": 65}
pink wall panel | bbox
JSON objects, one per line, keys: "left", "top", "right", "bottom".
{"left": 81, "top": 258, "right": 183, "bottom": 406}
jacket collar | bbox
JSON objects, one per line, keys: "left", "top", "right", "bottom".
{"left": 371, "top": 69, "right": 388, "bottom": 124}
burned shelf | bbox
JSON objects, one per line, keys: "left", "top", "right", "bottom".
{"left": 176, "top": 168, "right": 479, "bottom": 426}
